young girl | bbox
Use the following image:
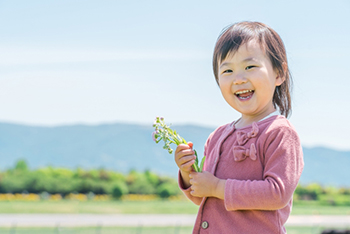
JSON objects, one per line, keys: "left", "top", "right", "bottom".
{"left": 175, "top": 21, "right": 304, "bottom": 234}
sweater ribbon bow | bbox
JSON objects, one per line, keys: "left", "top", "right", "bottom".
{"left": 233, "top": 143, "right": 257, "bottom": 162}
{"left": 236, "top": 122, "right": 259, "bottom": 145}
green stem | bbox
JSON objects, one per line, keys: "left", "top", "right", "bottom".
{"left": 192, "top": 163, "right": 199, "bottom": 172}
{"left": 191, "top": 150, "right": 199, "bottom": 172}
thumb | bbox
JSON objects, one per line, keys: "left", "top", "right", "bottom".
{"left": 188, "top": 142, "right": 193, "bottom": 149}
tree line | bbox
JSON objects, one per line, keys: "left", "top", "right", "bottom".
{"left": 0, "top": 160, "right": 180, "bottom": 199}
{"left": 0, "top": 160, "right": 349, "bottom": 204}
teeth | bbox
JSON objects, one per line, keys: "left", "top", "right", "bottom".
{"left": 235, "top": 90, "right": 254, "bottom": 95}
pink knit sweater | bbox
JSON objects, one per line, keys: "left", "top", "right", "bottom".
{"left": 179, "top": 115, "right": 304, "bottom": 234}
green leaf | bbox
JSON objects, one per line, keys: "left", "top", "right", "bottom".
{"left": 199, "top": 156, "right": 206, "bottom": 173}
{"left": 194, "top": 150, "right": 198, "bottom": 164}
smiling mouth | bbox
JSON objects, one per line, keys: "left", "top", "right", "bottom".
{"left": 235, "top": 90, "right": 254, "bottom": 100}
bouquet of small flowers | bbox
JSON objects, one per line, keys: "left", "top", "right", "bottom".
{"left": 152, "top": 116, "right": 205, "bottom": 172}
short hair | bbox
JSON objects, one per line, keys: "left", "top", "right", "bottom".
{"left": 212, "top": 21, "right": 292, "bottom": 118}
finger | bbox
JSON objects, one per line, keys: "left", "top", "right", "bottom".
{"left": 178, "top": 155, "right": 196, "bottom": 166}
{"left": 190, "top": 188, "right": 198, "bottom": 197}
{"left": 175, "top": 149, "right": 195, "bottom": 162}
{"left": 176, "top": 156, "right": 195, "bottom": 171}
{"left": 179, "top": 159, "right": 195, "bottom": 171}
{"left": 175, "top": 144, "right": 191, "bottom": 154}
{"left": 174, "top": 150, "right": 194, "bottom": 162}
{"left": 188, "top": 142, "right": 193, "bottom": 149}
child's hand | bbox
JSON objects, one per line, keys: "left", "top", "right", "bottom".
{"left": 189, "top": 171, "right": 225, "bottom": 199}
{"left": 174, "top": 143, "right": 196, "bottom": 174}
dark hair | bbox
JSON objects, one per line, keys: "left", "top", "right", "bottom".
{"left": 212, "top": 21, "right": 292, "bottom": 118}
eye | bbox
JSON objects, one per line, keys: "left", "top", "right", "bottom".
{"left": 222, "top": 69, "right": 233, "bottom": 74}
{"left": 245, "top": 65, "right": 256, "bottom": 70}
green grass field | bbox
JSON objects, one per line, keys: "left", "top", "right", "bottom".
{"left": 0, "top": 200, "right": 349, "bottom": 234}
{"left": 0, "top": 226, "right": 193, "bottom": 234}
{"left": 0, "top": 200, "right": 198, "bottom": 214}
{"left": 0, "top": 199, "right": 349, "bottom": 215}
{"left": 0, "top": 226, "right": 345, "bottom": 234}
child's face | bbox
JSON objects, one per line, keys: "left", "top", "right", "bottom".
{"left": 218, "top": 39, "right": 284, "bottom": 120}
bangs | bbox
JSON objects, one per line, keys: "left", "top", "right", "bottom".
{"left": 217, "top": 26, "right": 261, "bottom": 63}
{"left": 212, "top": 22, "right": 268, "bottom": 84}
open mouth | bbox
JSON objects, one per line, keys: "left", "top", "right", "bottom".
{"left": 235, "top": 89, "right": 254, "bottom": 100}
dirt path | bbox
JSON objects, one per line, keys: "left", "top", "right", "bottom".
{"left": 0, "top": 214, "right": 349, "bottom": 227}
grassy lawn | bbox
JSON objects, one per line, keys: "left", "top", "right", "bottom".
{"left": 292, "top": 201, "right": 350, "bottom": 215}
{"left": 0, "top": 200, "right": 348, "bottom": 234}
{"left": 0, "top": 226, "right": 193, "bottom": 234}
{"left": 0, "top": 200, "right": 198, "bottom": 214}
{"left": 0, "top": 226, "right": 346, "bottom": 234}
{"left": 0, "top": 199, "right": 349, "bottom": 215}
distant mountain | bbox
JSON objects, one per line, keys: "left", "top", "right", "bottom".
{"left": 0, "top": 122, "right": 349, "bottom": 187}
{"left": 0, "top": 122, "right": 212, "bottom": 177}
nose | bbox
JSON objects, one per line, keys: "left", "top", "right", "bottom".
{"left": 232, "top": 73, "right": 247, "bottom": 85}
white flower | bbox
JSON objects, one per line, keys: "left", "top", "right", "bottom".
{"left": 151, "top": 116, "right": 205, "bottom": 172}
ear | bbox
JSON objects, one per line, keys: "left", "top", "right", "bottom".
{"left": 275, "top": 62, "right": 287, "bottom": 86}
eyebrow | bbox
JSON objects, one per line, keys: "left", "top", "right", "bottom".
{"left": 242, "top": 57, "right": 257, "bottom": 63}
{"left": 219, "top": 57, "right": 257, "bottom": 68}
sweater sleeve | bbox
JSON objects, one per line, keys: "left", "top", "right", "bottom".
{"left": 224, "top": 124, "right": 304, "bottom": 211}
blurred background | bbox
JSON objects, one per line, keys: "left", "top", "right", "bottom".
{"left": 0, "top": 0, "right": 349, "bottom": 233}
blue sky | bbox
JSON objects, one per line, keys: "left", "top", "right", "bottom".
{"left": 0, "top": 0, "right": 349, "bottom": 150}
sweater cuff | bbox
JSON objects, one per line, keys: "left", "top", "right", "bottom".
{"left": 224, "top": 179, "right": 236, "bottom": 211}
